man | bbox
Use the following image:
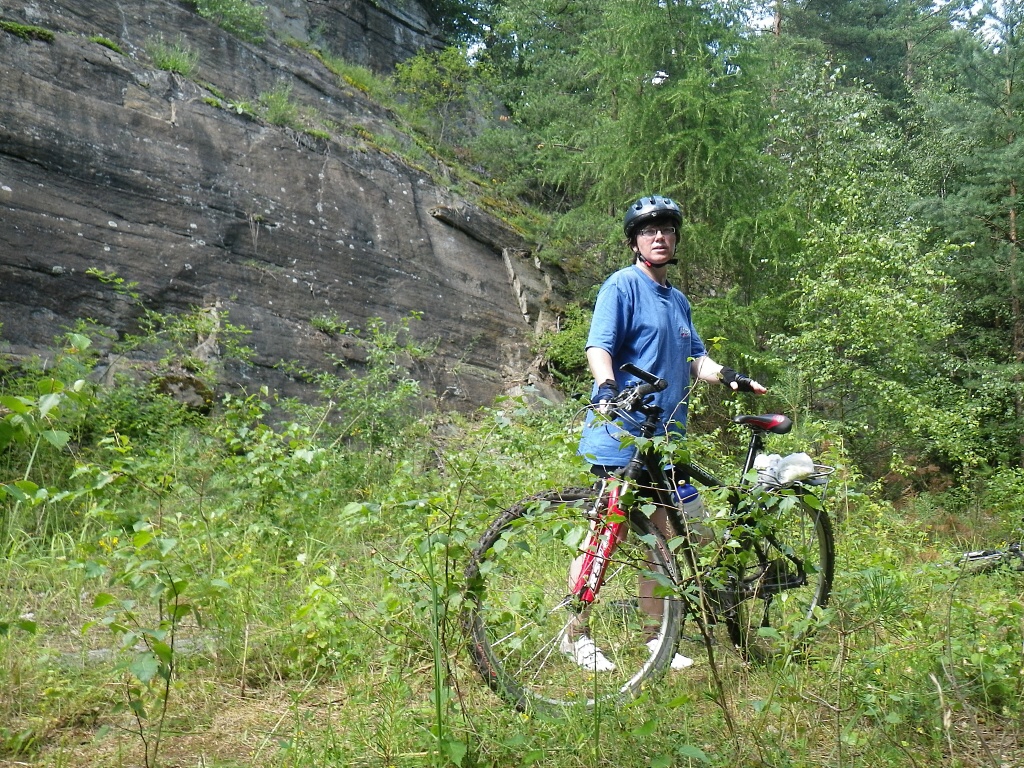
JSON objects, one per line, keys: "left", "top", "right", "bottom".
{"left": 563, "top": 194, "right": 767, "bottom": 672}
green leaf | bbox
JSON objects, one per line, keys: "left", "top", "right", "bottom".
{"left": 665, "top": 694, "right": 692, "bottom": 708}
{"left": 0, "top": 421, "right": 19, "bottom": 451}
{"left": 129, "top": 652, "right": 160, "bottom": 683}
{"left": 41, "top": 429, "right": 71, "bottom": 448}
{"left": 128, "top": 697, "right": 148, "bottom": 719}
{"left": 675, "top": 744, "right": 710, "bottom": 763}
{"left": 1, "top": 482, "right": 28, "bottom": 501}
{"left": 0, "top": 395, "right": 34, "bottom": 415}
{"left": 152, "top": 640, "right": 173, "bottom": 666}
{"left": 0, "top": 619, "right": 37, "bottom": 635}
{"left": 65, "top": 333, "right": 92, "bottom": 352}
{"left": 801, "top": 492, "right": 822, "bottom": 510}
{"left": 93, "top": 593, "right": 117, "bottom": 608}
{"left": 631, "top": 718, "right": 658, "bottom": 737}
{"left": 442, "top": 739, "right": 467, "bottom": 766}
{"left": 36, "top": 392, "right": 62, "bottom": 418}
{"left": 157, "top": 537, "right": 178, "bottom": 557}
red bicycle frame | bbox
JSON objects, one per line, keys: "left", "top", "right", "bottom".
{"left": 569, "top": 480, "right": 629, "bottom": 603}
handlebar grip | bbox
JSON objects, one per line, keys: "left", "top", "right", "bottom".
{"left": 620, "top": 362, "right": 667, "bottom": 392}
{"left": 635, "top": 381, "right": 664, "bottom": 398}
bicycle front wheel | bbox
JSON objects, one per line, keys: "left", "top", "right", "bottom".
{"left": 463, "top": 487, "right": 684, "bottom": 712}
{"left": 724, "top": 493, "right": 834, "bottom": 659}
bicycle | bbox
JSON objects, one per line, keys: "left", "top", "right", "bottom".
{"left": 463, "top": 363, "right": 836, "bottom": 711}
{"left": 958, "top": 542, "right": 1024, "bottom": 574}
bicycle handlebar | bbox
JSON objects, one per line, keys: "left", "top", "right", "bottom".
{"left": 611, "top": 363, "right": 667, "bottom": 414}
{"left": 620, "top": 362, "right": 666, "bottom": 391}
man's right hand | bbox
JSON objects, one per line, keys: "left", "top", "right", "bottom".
{"left": 591, "top": 379, "right": 620, "bottom": 413}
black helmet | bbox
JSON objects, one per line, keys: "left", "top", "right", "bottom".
{"left": 623, "top": 196, "right": 682, "bottom": 239}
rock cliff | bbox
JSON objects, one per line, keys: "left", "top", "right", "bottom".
{"left": 0, "top": 0, "right": 564, "bottom": 408}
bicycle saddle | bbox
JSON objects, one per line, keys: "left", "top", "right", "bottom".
{"left": 733, "top": 414, "right": 793, "bottom": 434}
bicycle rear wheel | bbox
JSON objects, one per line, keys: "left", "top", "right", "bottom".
{"left": 724, "top": 493, "right": 834, "bottom": 660}
{"left": 463, "top": 487, "right": 684, "bottom": 712}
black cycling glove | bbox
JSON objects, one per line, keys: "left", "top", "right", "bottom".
{"left": 591, "top": 379, "right": 619, "bottom": 407}
{"left": 718, "top": 367, "right": 757, "bottom": 392}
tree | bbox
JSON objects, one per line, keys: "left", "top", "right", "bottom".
{"left": 420, "top": 0, "right": 493, "bottom": 42}
{"left": 914, "top": 1, "right": 1024, "bottom": 467}
{"left": 393, "top": 47, "right": 487, "bottom": 146}
{"left": 770, "top": 0, "right": 970, "bottom": 104}
{"left": 481, "top": 0, "right": 788, "bottom": 297}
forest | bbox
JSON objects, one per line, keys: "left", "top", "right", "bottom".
{"left": 2, "top": 0, "right": 1023, "bottom": 766}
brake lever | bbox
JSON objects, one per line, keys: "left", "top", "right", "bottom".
{"left": 613, "top": 385, "right": 644, "bottom": 413}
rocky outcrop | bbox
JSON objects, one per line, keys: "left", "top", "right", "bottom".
{"left": 0, "top": 0, "right": 565, "bottom": 408}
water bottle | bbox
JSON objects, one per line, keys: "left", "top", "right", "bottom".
{"left": 674, "top": 482, "right": 704, "bottom": 522}
{"left": 674, "top": 482, "right": 713, "bottom": 543}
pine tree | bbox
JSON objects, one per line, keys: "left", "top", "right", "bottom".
{"left": 776, "top": 0, "right": 970, "bottom": 103}
{"left": 915, "top": 1, "right": 1024, "bottom": 467}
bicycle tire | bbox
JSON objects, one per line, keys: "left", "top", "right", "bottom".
{"left": 724, "top": 492, "right": 834, "bottom": 660}
{"left": 463, "top": 486, "right": 684, "bottom": 712}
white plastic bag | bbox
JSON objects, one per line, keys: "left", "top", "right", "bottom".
{"left": 754, "top": 452, "right": 816, "bottom": 487}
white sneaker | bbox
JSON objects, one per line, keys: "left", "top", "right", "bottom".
{"left": 646, "top": 638, "right": 694, "bottom": 670}
{"left": 560, "top": 634, "right": 617, "bottom": 672}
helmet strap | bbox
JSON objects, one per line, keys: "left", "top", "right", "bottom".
{"left": 637, "top": 256, "right": 679, "bottom": 267}
{"left": 631, "top": 244, "right": 678, "bottom": 268}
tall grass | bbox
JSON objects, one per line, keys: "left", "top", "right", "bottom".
{"left": 1, "top": 317, "right": 1021, "bottom": 766}
{"left": 146, "top": 36, "right": 199, "bottom": 77}
{"left": 192, "top": 0, "right": 266, "bottom": 43}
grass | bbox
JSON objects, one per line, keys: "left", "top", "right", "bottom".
{"left": 0, "top": 20, "right": 55, "bottom": 42}
{"left": 285, "top": 38, "right": 390, "bottom": 101}
{"left": 146, "top": 35, "right": 199, "bottom": 77}
{"left": 193, "top": 0, "right": 266, "bottom": 43}
{"left": 0, "top": 335, "right": 1020, "bottom": 767}
{"left": 7, "top": 465, "right": 1022, "bottom": 767}
{"left": 88, "top": 35, "right": 123, "bottom": 55}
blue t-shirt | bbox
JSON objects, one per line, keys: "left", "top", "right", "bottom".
{"left": 577, "top": 265, "right": 707, "bottom": 466}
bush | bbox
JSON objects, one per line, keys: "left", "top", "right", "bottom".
{"left": 146, "top": 35, "right": 199, "bottom": 76}
{"left": 192, "top": 0, "right": 266, "bottom": 43}
{"left": 259, "top": 83, "right": 303, "bottom": 129}
{"left": 535, "top": 303, "right": 591, "bottom": 383}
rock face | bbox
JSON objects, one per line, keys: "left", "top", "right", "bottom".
{"left": 0, "top": 0, "right": 564, "bottom": 408}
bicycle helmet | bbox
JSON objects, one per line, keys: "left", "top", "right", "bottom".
{"left": 623, "top": 195, "right": 683, "bottom": 240}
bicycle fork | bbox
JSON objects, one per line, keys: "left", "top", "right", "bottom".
{"left": 569, "top": 480, "right": 628, "bottom": 605}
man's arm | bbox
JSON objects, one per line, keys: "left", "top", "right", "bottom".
{"left": 691, "top": 356, "right": 767, "bottom": 394}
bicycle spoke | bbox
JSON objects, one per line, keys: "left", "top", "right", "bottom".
{"left": 725, "top": 493, "right": 835, "bottom": 660}
{"left": 464, "top": 488, "right": 684, "bottom": 712}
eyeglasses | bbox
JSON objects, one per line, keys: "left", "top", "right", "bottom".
{"left": 637, "top": 225, "right": 677, "bottom": 238}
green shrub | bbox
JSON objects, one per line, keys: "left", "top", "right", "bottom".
{"left": 146, "top": 35, "right": 199, "bottom": 76}
{"left": 286, "top": 39, "right": 390, "bottom": 100}
{"left": 311, "top": 314, "right": 349, "bottom": 337}
{"left": 259, "top": 83, "right": 303, "bottom": 129}
{"left": 192, "top": 0, "right": 266, "bottom": 43}
{"left": 535, "top": 302, "right": 591, "bottom": 383}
